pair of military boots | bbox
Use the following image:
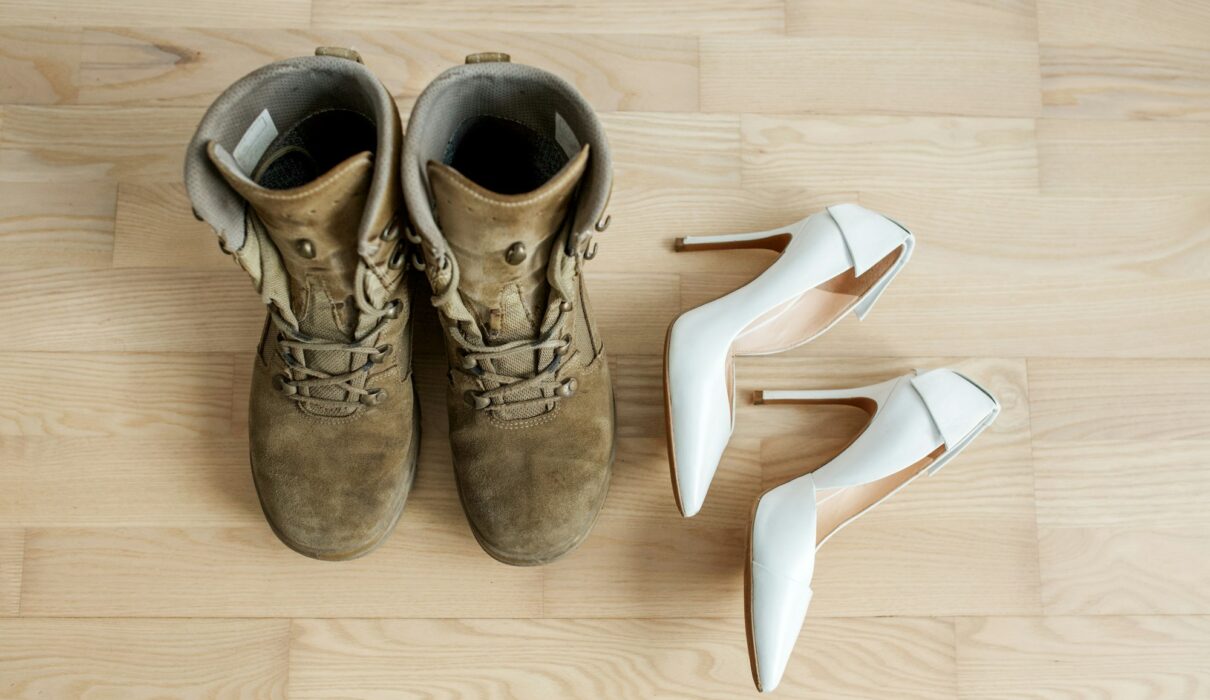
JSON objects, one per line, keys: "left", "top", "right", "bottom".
{"left": 184, "top": 48, "right": 614, "bottom": 564}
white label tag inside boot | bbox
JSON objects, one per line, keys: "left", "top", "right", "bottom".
{"left": 554, "top": 112, "right": 580, "bottom": 158}
{"left": 232, "top": 109, "right": 278, "bottom": 175}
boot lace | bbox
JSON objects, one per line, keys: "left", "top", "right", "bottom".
{"left": 272, "top": 266, "right": 400, "bottom": 409}
{"left": 430, "top": 252, "right": 578, "bottom": 411}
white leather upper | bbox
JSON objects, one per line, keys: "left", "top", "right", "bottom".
{"left": 667, "top": 204, "right": 914, "bottom": 517}
{"left": 748, "top": 369, "right": 999, "bottom": 693}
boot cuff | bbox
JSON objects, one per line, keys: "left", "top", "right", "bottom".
{"left": 401, "top": 61, "right": 612, "bottom": 259}
{"left": 184, "top": 53, "right": 400, "bottom": 256}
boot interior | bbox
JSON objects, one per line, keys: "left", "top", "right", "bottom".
{"left": 255, "top": 108, "right": 377, "bottom": 189}
{"left": 443, "top": 115, "right": 569, "bottom": 195}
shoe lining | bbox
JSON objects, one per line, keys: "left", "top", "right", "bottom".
{"left": 443, "top": 115, "right": 569, "bottom": 194}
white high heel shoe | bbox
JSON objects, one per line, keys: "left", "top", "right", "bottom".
{"left": 664, "top": 204, "right": 914, "bottom": 517}
{"left": 745, "top": 368, "right": 999, "bottom": 693}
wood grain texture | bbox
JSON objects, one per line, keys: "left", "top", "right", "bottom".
{"left": 787, "top": 0, "right": 1038, "bottom": 41}
{"left": 311, "top": 0, "right": 784, "bottom": 34}
{"left": 956, "top": 616, "right": 1210, "bottom": 698}
{"left": 1042, "top": 43, "right": 1210, "bottom": 121}
{"left": 741, "top": 115, "right": 1040, "bottom": 190}
{"left": 0, "top": 0, "right": 310, "bottom": 27}
{"left": 19, "top": 523, "right": 544, "bottom": 617}
{"left": 0, "top": 181, "right": 115, "bottom": 267}
{"left": 0, "top": 27, "right": 79, "bottom": 104}
{"left": 702, "top": 37, "right": 1041, "bottom": 117}
{"left": 289, "top": 617, "right": 956, "bottom": 699}
{"left": 1038, "top": 118, "right": 1210, "bottom": 193}
{"left": 0, "top": 352, "right": 235, "bottom": 437}
{"left": 0, "top": 529, "right": 22, "bottom": 615}
{"left": 1037, "top": 0, "right": 1210, "bottom": 45}
{"left": 77, "top": 29, "right": 699, "bottom": 112}
{"left": 1, "top": 2, "right": 1207, "bottom": 696}
{"left": 0, "top": 105, "right": 199, "bottom": 182}
{"left": 0, "top": 618, "right": 290, "bottom": 699}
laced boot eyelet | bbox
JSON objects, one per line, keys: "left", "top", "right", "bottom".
{"left": 381, "top": 221, "right": 399, "bottom": 242}
{"left": 464, "top": 391, "right": 490, "bottom": 410}
{"left": 370, "top": 344, "right": 392, "bottom": 364}
{"left": 361, "top": 389, "right": 387, "bottom": 406}
{"left": 555, "top": 334, "right": 573, "bottom": 357}
{"left": 388, "top": 244, "right": 406, "bottom": 270}
{"left": 559, "top": 299, "right": 573, "bottom": 312}
{"left": 273, "top": 374, "right": 297, "bottom": 396}
{"left": 556, "top": 377, "right": 578, "bottom": 397}
{"left": 384, "top": 299, "right": 403, "bottom": 319}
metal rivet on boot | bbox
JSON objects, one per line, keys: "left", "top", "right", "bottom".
{"left": 388, "top": 245, "right": 405, "bottom": 270}
{"left": 361, "top": 389, "right": 387, "bottom": 405}
{"left": 505, "top": 242, "right": 527, "bottom": 265}
{"left": 273, "top": 374, "right": 297, "bottom": 396}
{"left": 295, "top": 239, "right": 316, "bottom": 259}
{"left": 465, "top": 391, "right": 491, "bottom": 409}
{"left": 557, "top": 377, "right": 578, "bottom": 397}
{"left": 466, "top": 52, "right": 511, "bottom": 64}
{"left": 560, "top": 300, "right": 573, "bottom": 312}
{"left": 384, "top": 299, "right": 402, "bottom": 319}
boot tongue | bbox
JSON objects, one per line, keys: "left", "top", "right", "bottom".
{"left": 428, "top": 145, "right": 589, "bottom": 342}
{"left": 208, "top": 141, "right": 373, "bottom": 342}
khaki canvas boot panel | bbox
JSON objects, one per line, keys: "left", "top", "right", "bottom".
{"left": 428, "top": 145, "right": 589, "bottom": 337}
{"left": 209, "top": 145, "right": 377, "bottom": 416}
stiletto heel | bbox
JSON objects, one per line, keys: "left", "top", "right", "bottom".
{"left": 752, "top": 377, "right": 900, "bottom": 412}
{"left": 665, "top": 203, "right": 915, "bottom": 518}
{"left": 674, "top": 225, "right": 796, "bottom": 253}
{"left": 745, "top": 368, "right": 999, "bottom": 693}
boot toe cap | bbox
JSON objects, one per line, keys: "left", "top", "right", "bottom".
{"left": 460, "top": 454, "right": 611, "bottom": 566}
{"left": 250, "top": 401, "right": 419, "bottom": 560}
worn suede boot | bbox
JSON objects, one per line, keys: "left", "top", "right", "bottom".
{"left": 184, "top": 49, "right": 418, "bottom": 560}
{"left": 402, "top": 54, "right": 615, "bottom": 565}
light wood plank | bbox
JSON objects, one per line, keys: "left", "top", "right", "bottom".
{"left": 1038, "top": 526, "right": 1210, "bottom": 615}
{"left": 956, "top": 615, "right": 1210, "bottom": 697}
{"left": 787, "top": 0, "right": 1038, "bottom": 40}
{"left": 741, "top": 115, "right": 1039, "bottom": 191}
{"left": 855, "top": 191, "right": 1210, "bottom": 281}
{"left": 311, "top": 0, "right": 783, "bottom": 34}
{"left": 20, "top": 523, "right": 543, "bottom": 617}
{"left": 289, "top": 617, "right": 956, "bottom": 699}
{"left": 1034, "top": 441, "right": 1210, "bottom": 529}
{"left": 0, "top": 618, "right": 290, "bottom": 699}
{"left": 0, "top": 269, "right": 263, "bottom": 352}
{"left": 1038, "top": 118, "right": 1210, "bottom": 193}
{"left": 0, "top": 436, "right": 261, "bottom": 526}
{"left": 585, "top": 271, "right": 680, "bottom": 357}
{"left": 0, "top": 27, "right": 79, "bottom": 104}
{"left": 702, "top": 37, "right": 1040, "bottom": 117}
{"left": 604, "top": 112, "right": 742, "bottom": 189}
{"left": 112, "top": 182, "right": 218, "bottom": 268}
{"left": 0, "top": 105, "right": 198, "bottom": 182}
{"left": 0, "top": 0, "right": 310, "bottom": 27}
{"left": 0, "top": 181, "right": 115, "bottom": 267}
{"left": 0, "top": 529, "right": 22, "bottom": 615}
{"left": 0, "top": 352, "right": 234, "bottom": 437}
{"left": 1043, "top": 43, "right": 1210, "bottom": 121}
{"left": 1037, "top": 0, "right": 1210, "bottom": 45}
{"left": 1028, "top": 358, "right": 1210, "bottom": 443}
{"left": 78, "top": 28, "right": 699, "bottom": 112}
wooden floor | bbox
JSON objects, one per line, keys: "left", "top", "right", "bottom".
{"left": 1, "top": 1, "right": 1209, "bottom": 698}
